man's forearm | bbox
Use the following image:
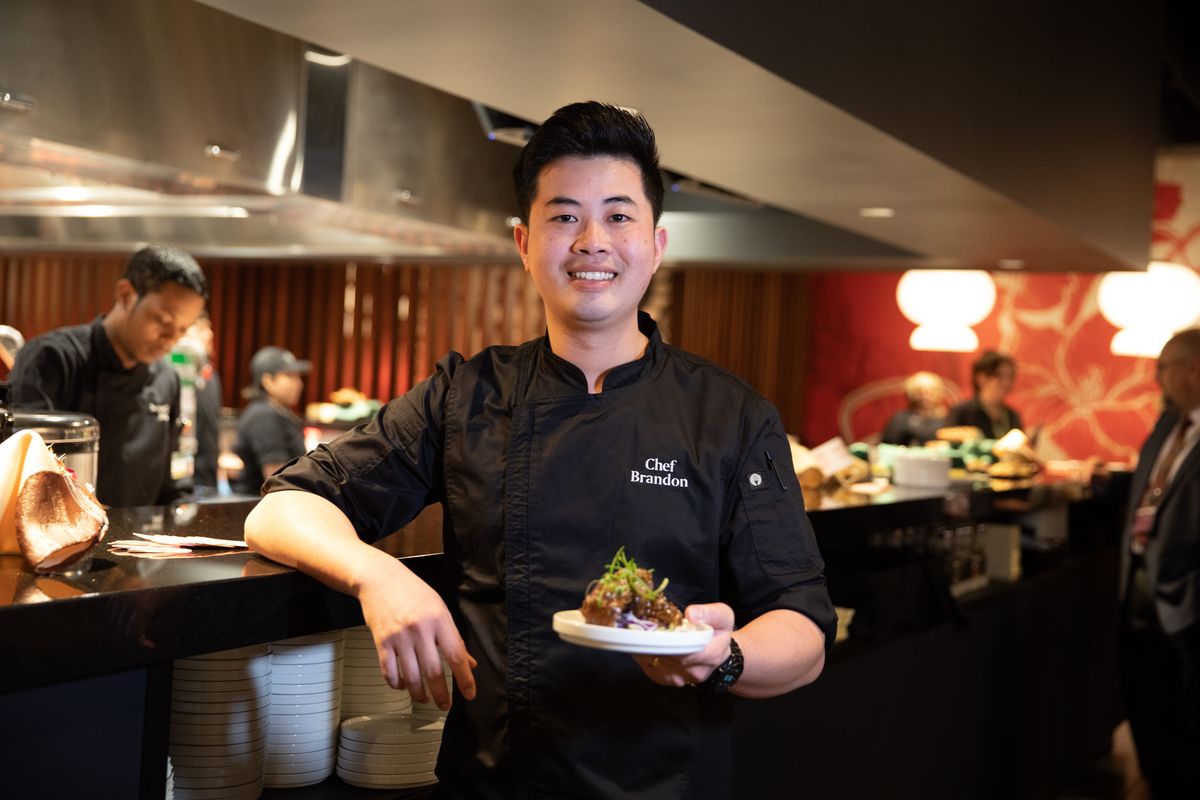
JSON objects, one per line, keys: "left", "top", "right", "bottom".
{"left": 244, "top": 489, "right": 406, "bottom": 598}
{"left": 729, "top": 608, "right": 826, "bottom": 699}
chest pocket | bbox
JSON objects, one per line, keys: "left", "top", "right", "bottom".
{"left": 739, "top": 470, "right": 820, "bottom": 575}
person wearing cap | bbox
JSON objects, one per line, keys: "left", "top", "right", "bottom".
{"left": 9, "top": 245, "right": 208, "bottom": 507}
{"left": 231, "top": 346, "right": 311, "bottom": 495}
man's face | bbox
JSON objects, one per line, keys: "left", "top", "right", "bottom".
{"left": 262, "top": 371, "right": 305, "bottom": 408}
{"left": 116, "top": 281, "right": 206, "bottom": 365}
{"left": 1156, "top": 341, "right": 1200, "bottom": 411}
{"left": 514, "top": 156, "right": 666, "bottom": 334}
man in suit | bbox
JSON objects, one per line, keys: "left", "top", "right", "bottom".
{"left": 1119, "top": 327, "right": 1200, "bottom": 798}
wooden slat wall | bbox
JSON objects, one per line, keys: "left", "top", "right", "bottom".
{"left": 1, "top": 254, "right": 809, "bottom": 434}
{"left": 0, "top": 254, "right": 545, "bottom": 408}
{"left": 671, "top": 270, "right": 812, "bottom": 435}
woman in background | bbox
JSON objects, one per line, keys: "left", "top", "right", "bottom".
{"left": 881, "top": 371, "right": 948, "bottom": 445}
{"left": 945, "top": 350, "right": 1023, "bottom": 439}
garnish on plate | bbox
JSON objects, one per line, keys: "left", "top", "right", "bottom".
{"left": 580, "top": 547, "right": 683, "bottom": 631}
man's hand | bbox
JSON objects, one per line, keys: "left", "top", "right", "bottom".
{"left": 356, "top": 561, "right": 477, "bottom": 711}
{"left": 633, "top": 602, "right": 735, "bottom": 688}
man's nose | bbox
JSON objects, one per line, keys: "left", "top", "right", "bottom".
{"left": 572, "top": 220, "right": 610, "bottom": 255}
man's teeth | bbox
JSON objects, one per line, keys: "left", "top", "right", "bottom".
{"left": 570, "top": 271, "right": 616, "bottom": 281}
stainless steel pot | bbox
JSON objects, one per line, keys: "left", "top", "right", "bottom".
{"left": 12, "top": 410, "right": 100, "bottom": 489}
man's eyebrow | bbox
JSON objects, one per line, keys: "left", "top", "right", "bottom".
{"left": 542, "top": 195, "right": 639, "bottom": 207}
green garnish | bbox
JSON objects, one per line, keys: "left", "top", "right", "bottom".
{"left": 591, "top": 546, "right": 669, "bottom": 605}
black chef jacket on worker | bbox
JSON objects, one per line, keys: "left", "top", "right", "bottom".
{"left": 9, "top": 317, "right": 181, "bottom": 507}
{"left": 232, "top": 397, "right": 305, "bottom": 495}
{"left": 265, "top": 312, "right": 837, "bottom": 800}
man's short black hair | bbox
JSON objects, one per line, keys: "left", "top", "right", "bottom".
{"left": 124, "top": 245, "right": 209, "bottom": 300}
{"left": 513, "top": 101, "right": 664, "bottom": 224}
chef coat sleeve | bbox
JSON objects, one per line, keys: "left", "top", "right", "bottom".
{"left": 8, "top": 337, "right": 73, "bottom": 410}
{"left": 719, "top": 400, "right": 838, "bottom": 652}
{"left": 262, "top": 352, "right": 462, "bottom": 543}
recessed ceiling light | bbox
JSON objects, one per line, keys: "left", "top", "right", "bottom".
{"left": 998, "top": 259, "right": 1025, "bottom": 270}
{"left": 859, "top": 207, "right": 895, "bottom": 218}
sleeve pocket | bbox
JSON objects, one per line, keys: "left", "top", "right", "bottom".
{"left": 739, "top": 477, "right": 821, "bottom": 576}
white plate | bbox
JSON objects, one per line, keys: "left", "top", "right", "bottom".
{"left": 270, "top": 651, "right": 343, "bottom": 665}
{"left": 271, "top": 689, "right": 340, "bottom": 704}
{"left": 336, "top": 765, "right": 437, "bottom": 788}
{"left": 271, "top": 698, "right": 340, "bottom": 715}
{"left": 264, "top": 766, "right": 334, "bottom": 787}
{"left": 168, "top": 750, "right": 265, "bottom": 769}
{"left": 269, "top": 679, "right": 337, "bottom": 695}
{"left": 551, "top": 610, "right": 713, "bottom": 655}
{"left": 336, "top": 753, "right": 434, "bottom": 767}
{"left": 267, "top": 739, "right": 337, "bottom": 756}
{"left": 170, "top": 778, "right": 263, "bottom": 800}
{"left": 173, "top": 676, "right": 271, "bottom": 693}
{"left": 270, "top": 664, "right": 341, "bottom": 680}
{"left": 175, "top": 660, "right": 271, "bottom": 677}
{"left": 171, "top": 768, "right": 263, "bottom": 789}
{"left": 170, "top": 729, "right": 265, "bottom": 747}
{"left": 340, "top": 712, "right": 444, "bottom": 744}
{"left": 338, "top": 737, "right": 440, "bottom": 755}
{"left": 168, "top": 738, "right": 266, "bottom": 757}
{"left": 265, "top": 750, "right": 336, "bottom": 770}
{"left": 266, "top": 728, "right": 334, "bottom": 745}
{"left": 171, "top": 708, "right": 267, "bottom": 726}
{"left": 172, "top": 688, "right": 270, "bottom": 703}
{"left": 171, "top": 697, "right": 270, "bottom": 714}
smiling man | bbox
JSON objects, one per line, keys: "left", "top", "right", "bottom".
{"left": 246, "top": 101, "right": 834, "bottom": 799}
{"left": 9, "top": 245, "right": 208, "bottom": 507}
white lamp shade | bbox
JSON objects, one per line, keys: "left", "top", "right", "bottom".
{"left": 1097, "top": 271, "right": 1152, "bottom": 329}
{"left": 896, "top": 270, "right": 997, "bottom": 326}
{"left": 909, "top": 322, "right": 980, "bottom": 353}
{"left": 1148, "top": 262, "right": 1200, "bottom": 331}
{"left": 1110, "top": 326, "right": 1174, "bottom": 358}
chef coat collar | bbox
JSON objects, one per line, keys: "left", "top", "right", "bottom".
{"left": 90, "top": 315, "right": 149, "bottom": 377}
{"left": 538, "top": 311, "right": 662, "bottom": 394}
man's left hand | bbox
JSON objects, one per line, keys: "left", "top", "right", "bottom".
{"left": 634, "top": 602, "right": 735, "bottom": 689}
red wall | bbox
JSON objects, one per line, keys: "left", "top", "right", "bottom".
{"left": 799, "top": 167, "right": 1200, "bottom": 463}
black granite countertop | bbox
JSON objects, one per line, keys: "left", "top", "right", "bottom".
{"left": 0, "top": 476, "right": 1096, "bottom": 694}
{"left": 0, "top": 500, "right": 445, "bottom": 693}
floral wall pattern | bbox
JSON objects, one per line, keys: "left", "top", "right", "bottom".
{"left": 800, "top": 154, "right": 1200, "bottom": 463}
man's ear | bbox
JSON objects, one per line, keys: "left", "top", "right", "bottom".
{"left": 113, "top": 278, "right": 138, "bottom": 310}
{"left": 513, "top": 222, "right": 531, "bottom": 273}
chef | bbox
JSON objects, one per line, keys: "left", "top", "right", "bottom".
{"left": 8, "top": 245, "right": 208, "bottom": 507}
{"left": 246, "top": 102, "right": 835, "bottom": 799}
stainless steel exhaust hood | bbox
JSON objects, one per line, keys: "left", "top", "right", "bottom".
{"left": 0, "top": 0, "right": 522, "bottom": 260}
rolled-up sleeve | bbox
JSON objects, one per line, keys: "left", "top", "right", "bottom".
{"left": 719, "top": 400, "right": 837, "bottom": 652}
{"left": 263, "top": 353, "right": 463, "bottom": 543}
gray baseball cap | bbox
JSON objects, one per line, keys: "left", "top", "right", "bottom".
{"left": 250, "top": 346, "right": 312, "bottom": 381}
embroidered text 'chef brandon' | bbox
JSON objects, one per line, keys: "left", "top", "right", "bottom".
{"left": 630, "top": 457, "right": 689, "bottom": 488}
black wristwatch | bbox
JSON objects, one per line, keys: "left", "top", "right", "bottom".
{"left": 699, "top": 637, "right": 744, "bottom": 694}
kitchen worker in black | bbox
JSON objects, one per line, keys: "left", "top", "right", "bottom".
{"left": 232, "top": 346, "right": 310, "bottom": 495}
{"left": 245, "top": 101, "right": 835, "bottom": 799}
{"left": 9, "top": 245, "right": 208, "bottom": 507}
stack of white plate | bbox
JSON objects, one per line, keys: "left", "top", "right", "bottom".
{"left": 342, "top": 626, "right": 412, "bottom": 718}
{"left": 265, "top": 631, "right": 344, "bottom": 788}
{"left": 336, "top": 707, "right": 444, "bottom": 789}
{"left": 170, "top": 644, "right": 271, "bottom": 800}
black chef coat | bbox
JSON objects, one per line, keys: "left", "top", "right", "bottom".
{"left": 945, "top": 397, "right": 1023, "bottom": 439}
{"left": 9, "top": 317, "right": 181, "bottom": 507}
{"left": 233, "top": 397, "right": 305, "bottom": 495}
{"left": 266, "top": 312, "right": 836, "bottom": 799}
{"left": 191, "top": 365, "right": 222, "bottom": 491}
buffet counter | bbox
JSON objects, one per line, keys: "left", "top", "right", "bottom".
{"left": 0, "top": 473, "right": 1131, "bottom": 800}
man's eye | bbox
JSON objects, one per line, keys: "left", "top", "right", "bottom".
{"left": 551, "top": 214, "right": 577, "bottom": 223}
{"left": 610, "top": 214, "right": 631, "bottom": 223}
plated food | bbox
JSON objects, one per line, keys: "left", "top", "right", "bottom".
{"left": 552, "top": 548, "right": 713, "bottom": 655}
